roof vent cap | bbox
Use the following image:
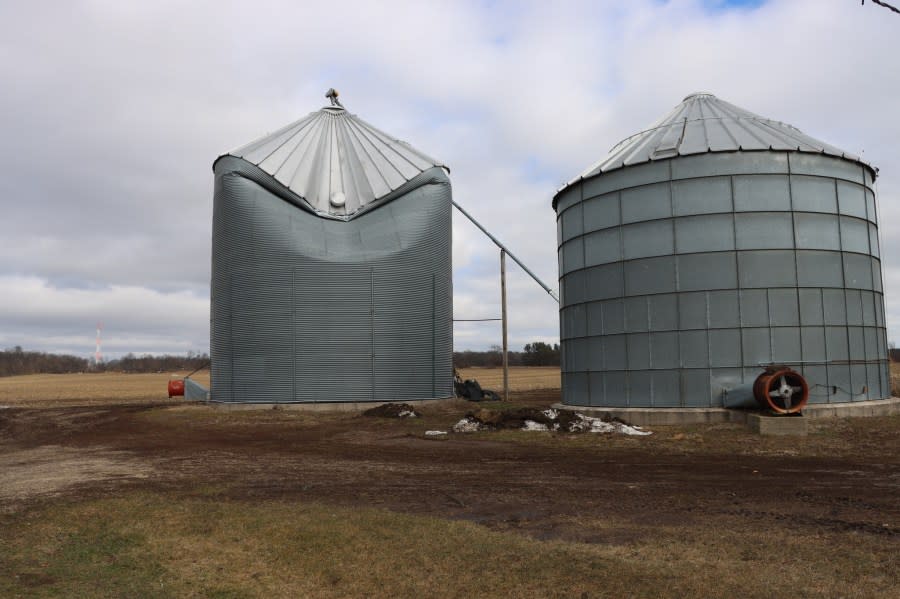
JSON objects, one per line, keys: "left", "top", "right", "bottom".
{"left": 325, "top": 87, "right": 343, "bottom": 108}
{"left": 330, "top": 191, "right": 346, "bottom": 207}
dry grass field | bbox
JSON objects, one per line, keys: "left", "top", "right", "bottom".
{"left": 457, "top": 365, "right": 560, "bottom": 391}
{"left": 0, "top": 367, "right": 898, "bottom": 598}
{"left": 892, "top": 360, "right": 900, "bottom": 396}
{"left": 0, "top": 371, "right": 211, "bottom": 408}
{"left": 0, "top": 368, "right": 546, "bottom": 408}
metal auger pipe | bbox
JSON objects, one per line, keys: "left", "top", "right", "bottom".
{"left": 452, "top": 200, "right": 559, "bottom": 303}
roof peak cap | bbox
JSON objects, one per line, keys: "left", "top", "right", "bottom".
{"left": 325, "top": 87, "right": 344, "bottom": 108}
{"left": 682, "top": 91, "right": 716, "bottom": 101}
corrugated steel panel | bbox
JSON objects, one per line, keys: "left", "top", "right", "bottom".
{"left": 215, "top": 106, "right": 446, "bottom": 220}
{"left": 294, "top": 265, "right": 375, "bottom": 402}
{"left": 557, "top": 93, "right": 877, "bottom": 203}
{"left": 210, "top": 163, "right": 453, "bottom": 403}
{"left": 555, "top": 149, "right": 890, "bottom": 408}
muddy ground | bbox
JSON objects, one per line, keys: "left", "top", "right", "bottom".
{"left": 1, "top": 390, "right": 898, "bottom": 549}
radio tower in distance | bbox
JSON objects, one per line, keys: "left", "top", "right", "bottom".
{"left": 94, "top": 322, "right": 103, "bottom": 365}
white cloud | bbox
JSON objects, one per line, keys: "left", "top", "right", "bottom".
{"left": 0, "top": 276, "right": 208, "bottom": 357}
{"left": 2, "top": 0, "right": 899, "bottom": 357}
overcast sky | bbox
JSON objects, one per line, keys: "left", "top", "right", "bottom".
{"left": 1, "top": 0, "right": 898, "bottom": 359}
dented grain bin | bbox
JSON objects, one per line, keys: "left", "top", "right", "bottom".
{"left": 553, "top": 93, "right": 889, "bottom": 408}
{"left": 211, "top": 97, "right": 453, "bottom": 403}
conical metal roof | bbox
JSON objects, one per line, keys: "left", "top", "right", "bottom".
{"left": 564, "top": 92, "right": 876, "bottom": 191}
{"left": 219, "top": 104, "right": 447, "bottom": 218}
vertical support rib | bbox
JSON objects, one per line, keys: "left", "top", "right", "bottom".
{"left": 501, "top": 249, "right": 509, "bottom": 402}
{"left": 370, "top": 267, "right": 376, "bottom": 401}
{"left": 432, "top": 273, "right": 436, "bottom": 397}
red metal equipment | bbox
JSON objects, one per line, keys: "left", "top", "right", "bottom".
{"left": 167, "top": 379, "right": 185, "bottom": 398}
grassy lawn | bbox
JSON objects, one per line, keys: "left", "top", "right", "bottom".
{"left": 2, "top": 492, "right": 896, "bottom": 599}
{"left": 1, "top": 494, "right": 624, "bottom": 598}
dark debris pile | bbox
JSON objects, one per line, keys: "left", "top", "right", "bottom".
{"left": 363, "top": 403, "right": 420, "bottom": 419}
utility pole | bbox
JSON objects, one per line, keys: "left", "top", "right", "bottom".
{"left": 451, "top": 200, "right": 559, "bottom": 402}
{"left": 452, "top": 201, "right": 559, "bottom": 303}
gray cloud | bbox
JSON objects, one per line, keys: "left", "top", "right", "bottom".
{"left": 1, "top": 0, "right": 898, "bottom": 358}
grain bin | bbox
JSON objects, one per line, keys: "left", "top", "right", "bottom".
{"left": 210, "top": 98, "right": 453, "bottom": 403}
{"left": 553, "top": 93, "right": 889, "bottom": 408}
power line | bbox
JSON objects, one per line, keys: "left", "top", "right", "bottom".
{"left": 863, "top": 0, "right": 900, "bottom": 15}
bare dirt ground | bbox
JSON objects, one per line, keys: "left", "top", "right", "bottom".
{"left": 1, "top": 369, "right": 898, "bottom": 596}
{"left": 1, "top": 389, "right": 897, "bottom": 539}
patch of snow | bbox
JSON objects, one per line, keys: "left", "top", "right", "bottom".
{"left": 573, "top": 413, "right": 652, "bottom": 436}
{"left": 0, "top": 405, "right": 10, "bottom": 410}
{"left": 452, "top": 417, "right": 482, "bottom": 433}
{"left": 616, "top": 423, "right": 652, "bottom": 436}
{"left": 398, "top": 410, "right": 418, "bottom": 418}
{"left": 449, "top": 410, "right": 651, "bottom": 436}
{"left": 522, "top": 420, "right": 549, "bottom": 431}
{"left": 566, "top": 418, "right": 605, "bottom": 433}
{"left": 425, "top": 430, "right": 447, "bottom": 436}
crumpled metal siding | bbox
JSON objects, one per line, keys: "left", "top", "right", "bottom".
{"left": 556, "top": 93, "right": 877, "bottom": 206}
{"left": 210, "top": 162, "right": 453, "bottom": 403}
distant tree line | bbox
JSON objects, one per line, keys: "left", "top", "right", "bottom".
{"left": 0, "top": 346, "right": 210, "bottom": 377}
{"left": 0, "top": 346, "right": 89, "bottom": 377}
{"left": 3, "top": 340, "right": 892, "bottom": 377}
{"left": 454, "top": 342, "right": 560, "bottom": 368}
{"left": 105, "top": 351, "right": 210, "bottom": 374}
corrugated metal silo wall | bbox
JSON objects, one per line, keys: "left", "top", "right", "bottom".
{"left": 555, "top": 151, "right": 890, "bottom": 407}
{"left": 211, "top": 161, "right": 453, "bottom": 402}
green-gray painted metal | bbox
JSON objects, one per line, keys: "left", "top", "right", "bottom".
{"left": 554, "top": 94, "right": 889, "bottom": 408}
{"left": 211, "top": 107, "right": 453, "bottom": 403}
{"left": 184, "top": 378, "right": 209, "bottom": 401}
